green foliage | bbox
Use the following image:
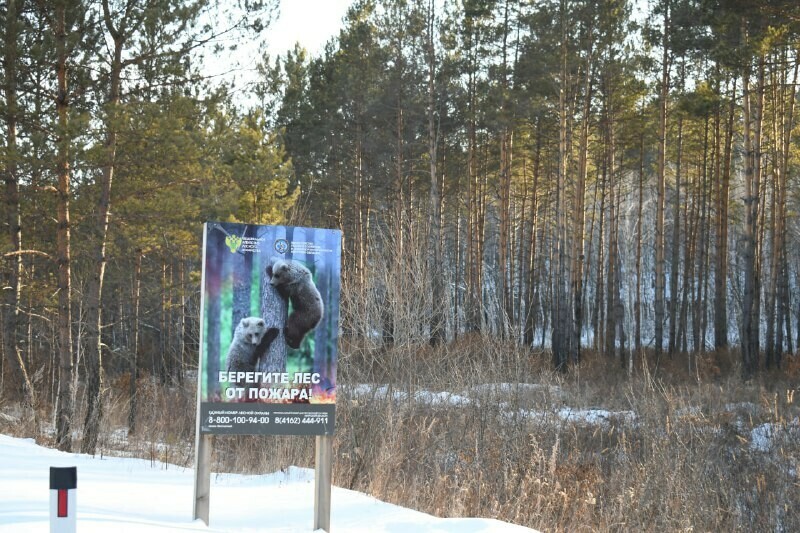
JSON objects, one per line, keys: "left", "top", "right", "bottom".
{"left": 221, "top": 111, "right": 298, "bottom": 224}
{"left": 109, "top": 93, "right": 231, "bottom": 257}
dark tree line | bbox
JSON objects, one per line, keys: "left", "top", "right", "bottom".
{"left": 2, "top": 0, "right": 800, "bottom": 452}
{"left": 261, "top": 0, "right": 800, "bottom": 375}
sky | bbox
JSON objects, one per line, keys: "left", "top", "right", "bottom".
{"left": 204, "top": 0, "right": 355, "bottom": 107}
{"left": 265, "top": 0, "right": 355, "bottom": 57}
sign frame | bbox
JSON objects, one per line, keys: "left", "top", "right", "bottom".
{"left": 193, "top": 222, "right": 341, "bottom": 530}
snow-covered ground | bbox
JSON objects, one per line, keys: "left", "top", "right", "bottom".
{"left": 346, "top": 382, "right": 637, "bottom": 429}
{"left": 0, "top": 434, "right": 537, "bottom": 532}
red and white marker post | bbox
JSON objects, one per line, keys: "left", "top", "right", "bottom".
{"left": 49, "top": 467, "right": 77, "bottom": 533}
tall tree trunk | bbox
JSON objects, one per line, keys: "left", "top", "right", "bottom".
{"left": 741, "top": 46, "right": 764, "bottom": 379}
{"left": 499, "top": 128, "right": 512, "bottom": 336}
{"left": 82, "top": 5, "right": 124, "bottom": 453}
{"left": 426, "top": 0, "right": 445, "bottom": 345}
{"left": 778, "top": 54, "right": 798, "bottom": 361}
{"left": 714, "top": 77, "right": 736, "bottom": 350}
{"left": 524, "top": 128, "right": 541, "bottom": 347}
{"left": 178, "top": 260, "right": 186, "bottom": 382}
{"left": 466, "top": 32, "right": 484, "bottom": 333}
{"left": 466, "top": 73, "right": 478, "bottom": 331}
{"left": 612, "top": 186, "right": 627, "bottom": 372}
{"left": 2, "top": 0, "right": 37, "bottom": 412}
{"left": 605, "top": 190, "right": 617, "bottom": 360}
{"left": 54, "top": 1, "right": 75, "bottom": 452}
{"left": 668, "top": 113, "right": 684, "bottom": 356}
{"left": 516, "top": 160, "right": 527, "bottom": 341}
{"left": 655, "top": 1, "right": 671, "bottom": 360}
{"left": 593, "top": 163, "right": 606, "bottom": 352}
{"left": 765, "top": 64, "right": 780, "bottom": 368}
{"left": 698, "top": 116, "right": 711, "bottom": 354}
{"left": 497, "top": 0, "right": 511, "bottom": 336}
{"left": 160, "top": 259, "right": 169, "bottom": 382}
{"left": 767, "top": 52, "right": 797, "bottom": 367}
{"left": 677, "top": 182, "right": 697, "bottom": 356}
{"left": 604, "top": 112, "right": 618, "bottom": 361}
{"left": 128, "top": 250, "right": 142, "bottom": 434}
{"left": 634, "top": 110, "right": 645, "bottom": 354}
{"left": 552, "top": 0, "right": 569, "bottom": 370}
{"left": 571, "top": 46, "right": 593, "bottom": 364}
{"left": 354, "top": 118, "right": 365, "bottom": 288}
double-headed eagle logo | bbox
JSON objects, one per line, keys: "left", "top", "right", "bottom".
{"left": 225, "top": 234, "right": 243, "bottom": 253}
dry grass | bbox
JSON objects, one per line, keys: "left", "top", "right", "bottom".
{"left": 329, "top": 342, "right": 800, "bottom": 532}
{"left": 2, "top": 342, "right": 799, "bottom": 532}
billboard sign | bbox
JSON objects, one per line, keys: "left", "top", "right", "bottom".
{"left": 197, "top": 222, "right": 341, "bottom": 435}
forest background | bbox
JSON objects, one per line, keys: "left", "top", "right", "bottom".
{"left": 2, "top": 0, "right": 800, "bottom": 531}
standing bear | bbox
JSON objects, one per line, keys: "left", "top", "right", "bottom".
{"left": 267, "top": 258, "right": 324, "bottom": 349}
{"left": 226, "top": 317, "right": 269, "bottom": 374}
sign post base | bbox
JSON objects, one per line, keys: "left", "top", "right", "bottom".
{"left": 193, "top": 433, "right": 212, "bottom": 524}
{"left": 314, "top": 434, "right": 333, "bottom": 532}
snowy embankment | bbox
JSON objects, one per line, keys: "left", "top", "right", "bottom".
{"left": 0, "top": 434, "right": 536, "bottom": 532}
